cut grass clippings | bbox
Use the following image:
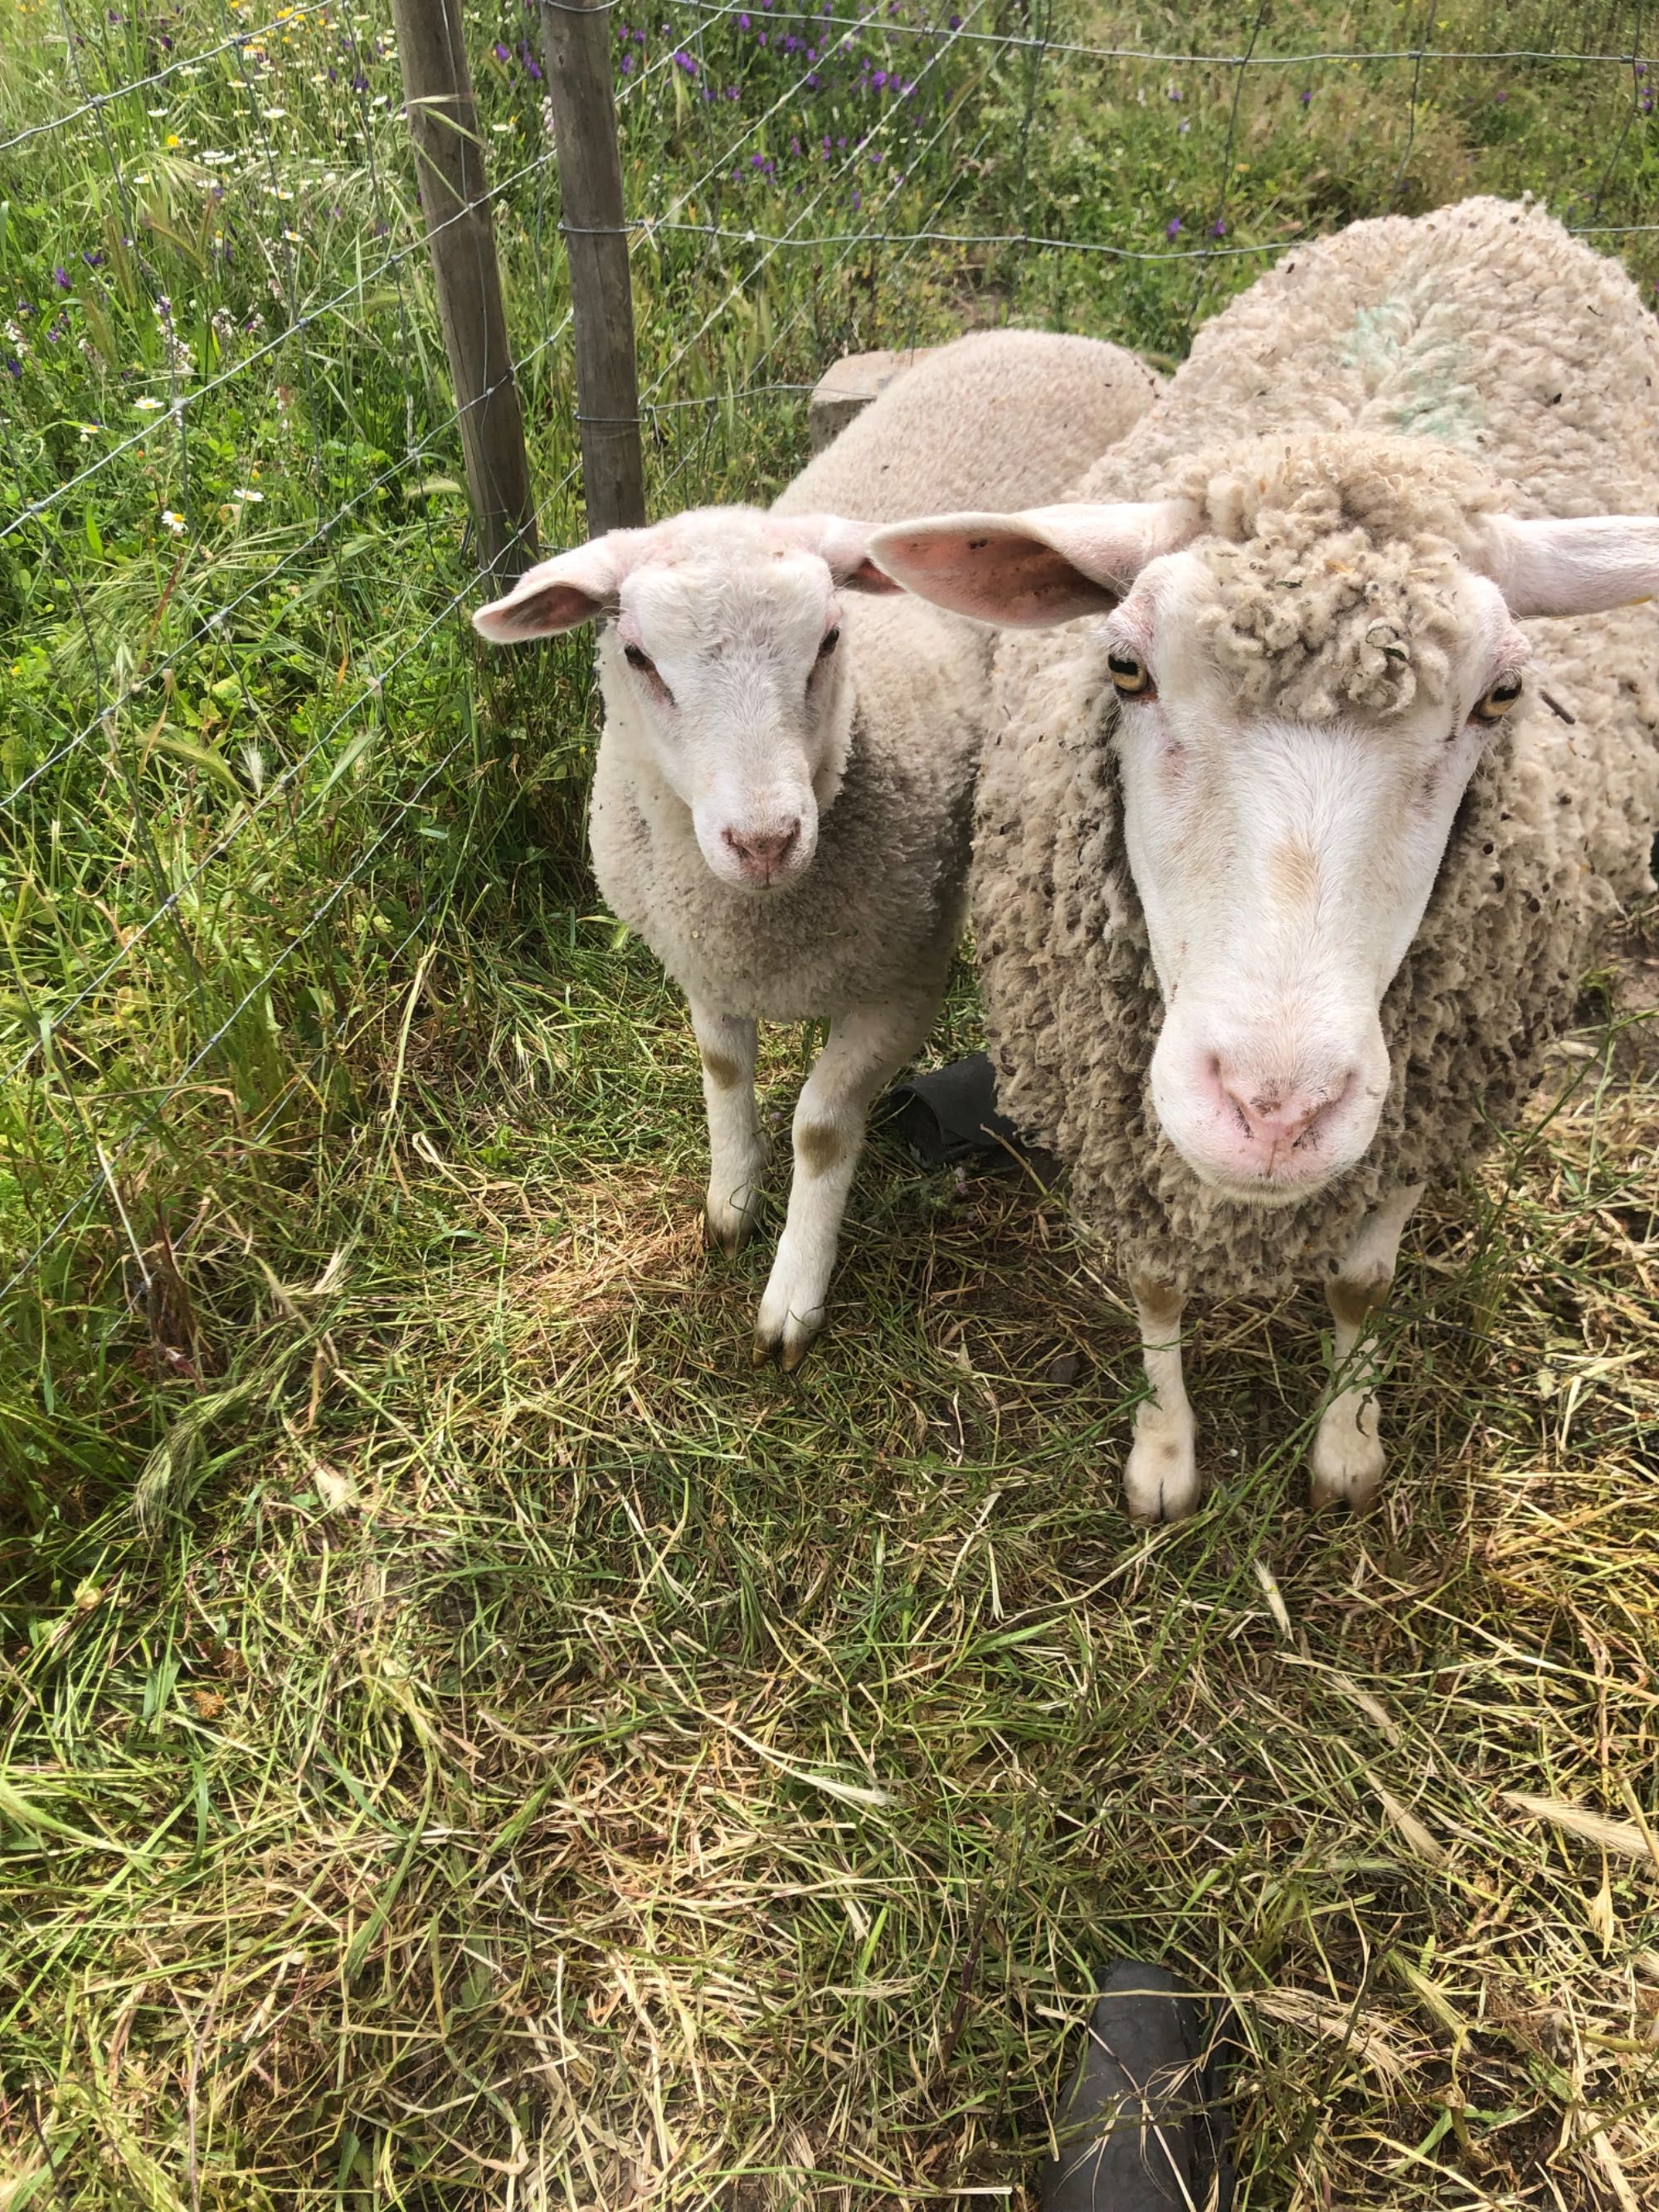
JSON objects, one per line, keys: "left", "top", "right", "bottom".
{"left": 3, "top": 0, "right": 1659, "bottom": 2203}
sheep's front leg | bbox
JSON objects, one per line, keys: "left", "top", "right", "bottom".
{"left": 1309, "top": 1183, "right": 1424, "bottom": 1510}
{"left": 1123, "top": 1272, "right": 1201, "bottom": 1524}
{"left": 688, "top": 1000, "right": 766, "bottom": 1255}
{"left": 754, "top": 997, "right": 934, "bottom": 1369}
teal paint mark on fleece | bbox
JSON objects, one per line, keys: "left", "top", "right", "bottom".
{"left": 1340, "top": 300, "right": 1486, "bottom": 445}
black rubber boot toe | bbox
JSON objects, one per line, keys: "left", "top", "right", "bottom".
{"left": 1039, "top": 1962, "right": 1232, "bottom": 2211}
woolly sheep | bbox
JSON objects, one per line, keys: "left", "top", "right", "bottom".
{"left": 473, "top": 330, "right": 1161, "bottom": 1364}
{"left": 872, "top": 199, "right": 1659, "bottom": 1516}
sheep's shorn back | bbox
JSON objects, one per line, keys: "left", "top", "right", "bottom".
{"left": 776, "top": 328, "right": 1164, "bottom": 527}
{"left": 973, "top": 197, "right": 1659, "bottom": 1301}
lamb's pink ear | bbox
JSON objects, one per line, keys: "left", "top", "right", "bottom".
{"left": 472, "top": 531, "right": 646, "bottom": 642}
{"left": 1477, "top": 515, "right": 1659, "bottom": 619}
{"left": 777, "top": 513, "right": 904, "bottom": 595}
{"left": 866, "top": 500, "right": 1199, "bottom": 628}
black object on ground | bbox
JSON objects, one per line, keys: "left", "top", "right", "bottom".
{"left": 883, "top": 1051, "right": 1019, "bottom": 1166}
{"left": 1039, "top": 1961, "right": 1234, "bottom": 2212}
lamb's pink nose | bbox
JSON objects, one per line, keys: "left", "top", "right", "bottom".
{"left": 1214, "top": 1062, "right": 1353, "bottom": 1172}
{"left": 722, "top": 820, "right": 800, "bottom": 881}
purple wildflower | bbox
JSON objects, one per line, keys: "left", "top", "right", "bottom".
{"left": 3, "top": 358, "right": 20, "bottom": 378}
{"left": 949, "top": 12, "right": 961, "bottom": 26}
{"left": 52, "top": 265, "right": 71, "bottom": 289}
{"left": 851, "top": 188, "right": 862, "bottom": 211}
{"left": 674, "top": 47, "right": 696, "bottom": 71}
{"left": 1299, "top": 86, "right": 1311, "bottom": 105}
{"left": 805, "top": 69, "right": 820, "bottom": 85}
{"left": 1209, "top": 216, "right": 1226, "bottom": 237}
{"left": 620, "top": 49, "right": 634, "bottom": 70}
{"left": 1165, "top": 216, "right": 1182, "bottom": 240}
{"left": 493, "top": 39, "right": 509, "bottom": 60}
{"left": 873, "top": 68, "right": 887, "bottom": 87}
{"left": 522, "top": 42, "right": 542, "bottom": 76}
{"left": 1496, "top": 89, "right": 1507, "bottom": 103}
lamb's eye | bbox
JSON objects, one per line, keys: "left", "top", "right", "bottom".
{"left": 816, "top": 626, "right": 841, "bottom": 661}
{"left": 1472, "top": 675, "right": 1522, "bottom": 723}
{"left": 624, "top": 643, "right": 656, "bottom": 676}
{"left": 1108, "top": 649, "right": 1153, "bottom": 698}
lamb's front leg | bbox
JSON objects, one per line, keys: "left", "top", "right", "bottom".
{"left": 1309, "top": 1183, "right": 1424, "bottom": 1510}
{"left": 1123, "top": 1272, "right": 1202, "bottom": 1524}
{"left": 688, "top": 1000, "right": 766, "bottom": 1254}
{"left": 754, "top": 996, "right": 935, "bottom": 1369}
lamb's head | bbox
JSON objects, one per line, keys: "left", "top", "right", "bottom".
{"left": 873, "top": 435, "right": 1659, "bottom": 1204}
{"left": 474, "top": 507, "right": 898, "bottom": 891}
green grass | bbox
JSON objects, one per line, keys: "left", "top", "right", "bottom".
{"left": 2, "top": 0, "right": 1659, "bottom": 2203}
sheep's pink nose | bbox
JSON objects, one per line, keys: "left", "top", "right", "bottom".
{"left": 722, "top": 820, "right": 800, "bottom": 878}
{"left": 1214, "top": 1062, "right": 1353, "bottom": 1159}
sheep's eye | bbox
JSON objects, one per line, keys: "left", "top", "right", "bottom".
{"left": 1472, "top": 675, "right": 1522, "bottom": 723}
{"left": 623, "top": 643, "right": 655, "bottom": 676}
{"left": 816, "top": 625, "right": 841, "bottom": 661}
{"left": 1108, "top": 649, "right": 1153, "bottom": 698}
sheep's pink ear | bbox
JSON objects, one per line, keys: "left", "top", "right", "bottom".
{"left": 1477, "top": 515, "right": 1659, "bottom": 619}
{"left": 472, "top": 532, "right": 645, "bottom": 642}
{"left": 867, "top": 500, "right": 1199, "bottom": 628}
{"left": 778, "top": 513, "right": 905, "bottom": 595}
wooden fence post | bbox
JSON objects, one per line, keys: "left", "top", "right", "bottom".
{"left": 539, "top": 0, "right": 647, "bottom": 533}
{"left": 392, "top": 0, "right": 537, "bottom": 579}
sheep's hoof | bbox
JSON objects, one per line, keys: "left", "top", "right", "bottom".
{"left": 751, "top": 1320, "right": 819, "bottom": 1371}
{"left": 704, "top": 1198, "right": 760, "bottom": 1257}
{"left": 1308, "top": 1418, "right": 1385, "bottom": 1512}
{"left": 1123, "top": 1422, "right": 1203, "bottom": 1524}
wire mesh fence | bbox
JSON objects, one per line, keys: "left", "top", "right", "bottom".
{"left": 1, "top": 0, "right": 1655, "bottom": 1480}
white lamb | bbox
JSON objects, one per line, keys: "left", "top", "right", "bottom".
{"left": 873, "top": 200, "right": 1659, "bottom": 1516}
{"left": 473, "top": 331, "right": 1160, "bottom": 1364}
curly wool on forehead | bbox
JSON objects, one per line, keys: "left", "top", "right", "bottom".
{"left": 1151, "top": 435, "right": 1506, "bottom": 720}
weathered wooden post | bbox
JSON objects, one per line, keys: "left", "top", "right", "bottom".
{"left": 539, "top": 0, "right": 647, "bottom": 533}
{"left": 392, "top": 0, "right": 538, "bottom": 577}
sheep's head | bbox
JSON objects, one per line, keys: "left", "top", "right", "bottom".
{"left": 873, "top": 435, "right": 1659, "bottom": 1205}
{"left": 474, "top": 507, "right": 898, "bottom": 892}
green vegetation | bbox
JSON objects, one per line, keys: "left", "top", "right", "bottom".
{"left": 2, "top": 0, "right": 1656, "bottom": 2202}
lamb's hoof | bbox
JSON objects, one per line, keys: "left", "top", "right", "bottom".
{"left": 752, "top": 1318, "right": 819, "bottom": 1371}
{"left": 704, "top": 1198, "right": 759, "bottom": 1257}
{"left": 1123, "top": 1424, "right": 1203, "bottom": 1524}
{"left": 1308, "top": 1421, "right": 1384, "bottom": 1512}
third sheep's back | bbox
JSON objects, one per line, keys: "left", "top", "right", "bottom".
{"left": 778, "top": 328, "right": 1165, "bottom": 527}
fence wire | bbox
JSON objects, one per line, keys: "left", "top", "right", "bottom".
{"left": 0, "top": 0, "right": 1654, "bottom": 1393}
